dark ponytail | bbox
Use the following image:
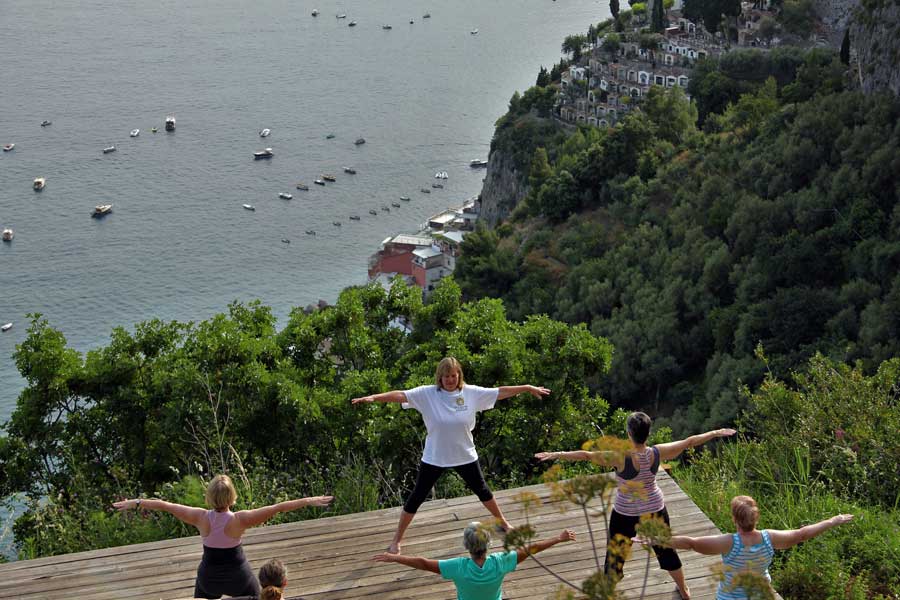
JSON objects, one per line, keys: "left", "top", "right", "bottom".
{"left": 258, "top": 559, "right": 287, "bottom": 600}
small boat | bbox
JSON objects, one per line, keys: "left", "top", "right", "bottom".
{"left": 348, "top": 20, "right": 357, "bottom": 27}
{"left": 92, "top": 204, "right": 113, "bottom": 217}
{"left": 3, "top": 143, "right": 14, "bottom": 152}
{"left": 130, "top": 129, "right": 140, "bottom": 137}
{"left": 243, "top": 204, "right": 255, "bottom": 211}
{"left": 333, "top": 221, "right": 342, "bottom": 226}
{"left": 103, "top": 145, "right": 116, "bottom": 154}
{"left": 306, "top": 229, "right": 316, "bottom": 235}
{"left": 369, "top": 209, "right": 378, "bottom": 215}
{"left": 470, "top": 159, "right": 488, "bottom": 167}
{"left": 296, "top": 183, "right": 310, "bottom": 191}
{"left": 165, "top": 116, "right": 176, "bottom": 131}
{"left": 391, "top": 202, "right": 401, "bottom": 207}
{"left": 33, "top": 177, "right": 45, "bottom": 191}
{"left": 282, "top": 238, "right": 291, "bottom": 244}
{"left": 420, "top": 188, "right": 431, "bottom": 194}
{"left": 440, "top": 171, "right": 449, "bottom": 178}
{"left": 314, "top": 179, "right": 326, "bottom": 186}
{"left": 254, "top": 148, "right": 274, "bottom": 159}
{"left": 423, "top": 13, "right": 431, "bottom": 18}
{"left": 382, "top": 24, "right": 392, "bottom": 29}
{"left": 321, "top": 174, "right": 336, "bottom": 182}
{"left": 336, "top": 13, "right": 346, "bottom": 18}
{"left": 343, "top": 166, "right": 356, "bottom": 174}
{"left": 409, "top": 19, "right": 414, "bottom": 24}
{"left": 326, "top": 133, "right": 335, "bottom": 139}
{"left": 40, "top": 120, "right": 51, "bottom": 127}
{"left": 381, "top": 206, "right": 390, "bottom": 212}
{"left": 260, "top": 128, "right": 271, "bottom": 137}
{"left": 311, "top": 9, "right": 319, "bottom": 16}
{"left": 400, "top": 196, "right": 410, "bottom": 201}
{"left": 349, "top": 215, "right": 361, "bottom": 220}
{"left": 354, "top": 138, "right": 366, "bottom": 145}
{"left": 1, "top": 323, "right": 12, "bottom": 332}
{"left": 432, "top": 183, "right": 443, "bottom": 189}
{"left": 2, "top": 228, "right": 13, "bottom": 242}
{"left": 279, "top": 192, "right": 293, "bottom": 200}
{"left": 470, "top": 29, "right": 478, "bottom": 35}
{"left": 151, "top": 127, "right": 158, "bottom": 133}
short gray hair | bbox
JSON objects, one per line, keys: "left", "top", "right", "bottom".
{"left": 462, "top": 522, "right": 491, "bottom": 557}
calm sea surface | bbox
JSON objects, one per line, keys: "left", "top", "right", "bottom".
{"left": 0, "top": 0, "right": 608, "bottom": 423}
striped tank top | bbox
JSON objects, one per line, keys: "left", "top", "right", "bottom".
{"left": 613, "top": 447, "right": 665, "bottom": 516}
{"left": 717, "top": 530, "right": 775, "bottom": 600}
{"left": 202, "top": 510, "right": 242, "bottom": 549}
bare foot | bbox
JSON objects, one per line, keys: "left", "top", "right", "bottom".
{"left": 676, "top": 584, "right": 691, "bottom": 600}
{"left": 386, "top": 542, "right": 401, "bottom": 554}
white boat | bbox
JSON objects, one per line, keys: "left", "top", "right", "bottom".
{"left": 314, "top": 179, "right": 326, "bottom": 185}
{"left": 92, "top": 204, "right": 113, "bottom": 217}
{"left": 311, "top": 9, "right": 319, "bottom": 16}
{"left": 279, "top": 192, "right": 293, "bottom": 200}
{"left": 354, "top": 138, "right": 365, "bottom": 145}
{"left": 103, "top": 145, "right": 116, "bottom": 154}
{"left": 423, "top": 13, "right": 431, "bottom": 18}
{"left": 343, "top": 166, "right": 356, "bottom": 174}
{"left": 336, "top": 13, "right": 346, "bottom": 18}
{"left": 1, "top": 323, "right": 12, "bottom": 332}
{"left": 399, "top": 196, "right": 410, "bottom": 201}
{"left": 441, "top": 171, "right": 449, "bottom": 178}
{"left": 40, "top": 120, "right": 51, "bottom": 127}
{"left": 130, "top": 129, "right": 140, "bottom": 137}
{"left": 3, "top": 143, "right": 14, "bottom": 152}
{"left": 282, "top": 238, "right": 291, "bottom": 244}
{"left": 243, "top": 204, "right": 256, "bottom": 211}
{"left": 33, "top": 177, "right": 45, "bottom": 190}
{"left": 391, "top": 201, "right": 401, "bottom": 207}
{"left": 306, "top": 229, "right": 316, "bottom": 235}
{"left": 470, "top": 29, "right": 478, "bottom": 35}
{"left": 151, "top": 127, "right": 158, "bottom": 133}
{"left": 470, "top": 159, "right": 488, "bottom": 167}
{"left": 382, "top": 24, "right": 392, "bottom": 29}
{"left": 254, "top": 148, "right": 274, "bottom": 159}
{"left": 348, "top": 20, "right": 357, "bottom": 26}
{"left": 260, "top": 128, "right": 271, "bottom": 137}
{"left": 2, "top": 228, "right": 13, "bottom": 242}
{"left": 165, "top": 116, "right": 176, "bottom": 131}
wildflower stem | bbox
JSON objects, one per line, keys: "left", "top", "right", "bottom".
{"left": 582, "top": 503, "right": 601, "bottom": 572}
{"left": 525, "top": 549, "right": 583, "bottom": 593}
{"left": 639, "top": 546, "right": 651, "bottom": 600}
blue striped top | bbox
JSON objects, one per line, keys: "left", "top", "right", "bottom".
{"left": 717, "top": 530, "right": 775, "bottom": 600}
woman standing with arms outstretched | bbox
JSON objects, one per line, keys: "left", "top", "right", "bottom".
{"left": 114, "top": 474, "right": 333, "bottom": 599}
{"left": 352, "top": 356, "right": 550, "bottom": 554}
{"left": 535, "top": 412, "right": 736, "bottom": 600}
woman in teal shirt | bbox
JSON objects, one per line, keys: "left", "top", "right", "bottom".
{"left": 373, "top": 523, "right": 576, "bottom": 600}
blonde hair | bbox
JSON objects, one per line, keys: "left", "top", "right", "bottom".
{"left": 731, "top": 495, "right": 760, "bottom": 532}
{"left": 435, "top": 357, "right": 465, "bottom": 390}
{"left": 205, "top": 474, "right": 237, "bottom": 511}
{"left": 258, "top": 559, "right": 287, "bottom": 600}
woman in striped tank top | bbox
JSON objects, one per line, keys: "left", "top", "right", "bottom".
{"left": 664, "top": 495, "right": 853, "bottom": 599}
{"left": 114, "top": 474, "right": 333, "bottom": 599}
{"left": 536, "top": 412, "right": 735, "bottom": 599}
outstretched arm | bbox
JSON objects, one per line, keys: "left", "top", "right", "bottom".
{"left": 517, "top": 529, "right": 576, "bottom": 564}
{"left": 497, "top": 385, "right": 550, "bottom": 401}
{"left": 655, "top": 428, "right": 736, "bottom": 461}
{"left": 769, "top": 514, "right": 854, "bottom": 550}
{"left": 112, "top": 499, "right": 207, "bottom": 529}
{"left": 667, "top": 533, "right": 734, "bottom": 555}
{"left": 534, "top": 450, "right": 623, "bottom": 469}
{"left": 372, "top": 552, "right": 441, "bottom": 574}
{"left": 234, "top": 496, "right": 334, "bottom": 530}
{"left": 351, "top": 390, "right": 407, "bottom": 404}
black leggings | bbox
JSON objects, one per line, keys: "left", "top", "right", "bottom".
{"left": 194, "top": 545, "right": 260, "bottom": 599}
{"left": 403, "top": 460, "right": 494, "bottom": 513}
{"left": 604, "top": 507, "right": 682, "bottom": 580}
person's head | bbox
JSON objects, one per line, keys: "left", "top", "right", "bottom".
{"left": 626, "top": 412, "right": 652, "bottom": 444}
{"left": 462, "top": 522, "right": 491, "bottom": 559}
{"left": 435, "top": 357, "right": 465, "bottom": 391}
{"left": 731, "top": 495, "right": 760, "bottom": 533}
{"left": 258, "top": 559, "right": 288, "bottom": 600}
{"left": 205, "top": 474, "right": 237, "bottom": 511}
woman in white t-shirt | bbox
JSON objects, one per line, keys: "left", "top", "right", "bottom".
{"left": 352, "top": 356, "right": 550, "bottom": 554}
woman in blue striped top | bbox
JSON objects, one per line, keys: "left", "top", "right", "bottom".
{"left": 536, "top": 412, "right": 736, "bottom": 599}
{"left": 664, "top": 495, "right": 853, "bottom": 599}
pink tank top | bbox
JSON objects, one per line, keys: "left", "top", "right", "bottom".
{"left": 201, "top": 510, "right": 242, "bottom": 548}
{"left": 613, "top": 447, "right": 666, "bottom": 516}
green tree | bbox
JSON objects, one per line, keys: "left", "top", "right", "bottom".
{"left": 641, "top": 86, "right": 698, "bottom": 145}
{"left": 562, "top": 34, "right": 588, "bottom": 62}
{"left": 536, "top": 66, "right": 551, "bottom": 87}
{"left": 610, "top": 0, "right": 620, "bottom": 20}
{"left": 651, "top": 0, "right": 666, "bottom": 32}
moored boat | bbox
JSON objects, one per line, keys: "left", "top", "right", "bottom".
{"left": 470, "top": 28, "right": 478, "bottom": 34}
{"left": 382, "top": 24, "right": 392, "bottom": 29}
{"left": 326, "top": 133, "right": 336, "bottom": 139}
{"left": 348, "top": 20, "right": 357, "bottom": 26}
{"left": 306, "top": 229, "right": 316, "bottom": 235}
{"left": 92, "top": 204, "right": 113, "bottom": 217}
{"left": 242, "top": 204, "right": 256, "bottom": 211}
{"left": 420, "top": 187, "right": 431, "bottom": 194}
{"left": 103, "top": 145, "right": 116, "bottom": 154}
{"left": 314, "top": 179, "right": 326, "bottom": 186}
{"left": 333, "top": 221, "right": 342, "bottom": 226}
{"left": 130, "top": 129, "right": 140, "bottom": 137}
{"left": 296, "top": 183, "right": 310, "bottom": 191}
{"left": 354, "top": 138, "right": 366, "bottom": 145}
{"left": 260, "top": 128, "right": 271, "bottom": 137}
{"left": 343, "top": 166, "right": 356, "bottom": 174}
{"left": 469, "top": 159, "right": 488, "bottom": 167}
{"left": 321, "top": 174, "right": 336, "bottom": 182}
{"left": 40, "top": 120, "right": 51, "bottom": 127}
{"left": 399, "top": 196, "right": 411, "bottom": 201}
{"left": 1, "top": 323, "right": 12, "bottom": 332}
{"left": 391, "top": 202, "right": 401, "bottom": 207}
{"left": 151, "top": 127, "right": 158, "bottom": 133}
{"left": 349, "top": 215, "right": 360, "bottom": 220}
{"left": 33, "top": 177, "right": 45, "bottom": 191}
{"left": 369, "top": 209, "right": 378, "bottom": 215}
{"left": 423, "top": 13, "right": 431, "bottom": 18}
{"left": 312, "top": 9, "right": 319, "bottom": 16}
{"left": 336, "top": 13, "right": 346, "bottom": 18}
{"left": 381, "top": 206, "right": 390, "bottom": 212}
{"left": 3, "top": 143, "right": 14, "bottom": 152}
{"left": 254, "top": 148, "right": 274, "bottom": 159}
{"left": 2, "top": 228, "right": 13, "bottom": 242}
{"left": 282, "top": 238, "right": 291, "bottom": 244}
{"left": 165, "top": 116, "right": 176, "bottom": 131}
{"left": 279, "top": 192, "right": 293, "bottom": 200}
{"left": 432, "top": 183, "right": 443, "bottom": 189}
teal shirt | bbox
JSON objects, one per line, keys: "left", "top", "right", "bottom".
{"left": 438, "top": 551, "right": 518, "bottom": 600}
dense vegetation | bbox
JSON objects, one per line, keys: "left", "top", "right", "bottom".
{"left": 456, "top": 47, "right": 900, "bottom": 435}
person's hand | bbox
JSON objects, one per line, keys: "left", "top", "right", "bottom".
{"left": 831, "top": 514, "right": 854, "bottom": 526}
{"left": 717, "top": 428, "right": 737, "bottom": 437}
{"left": 372, "top": 552, "right": 398, "bottom": 562}
{"left": 306, "top": 496, "right": 335, "bottom": 507}
{"left": 351, "top": 395, "right": 375, "bottom": 405}
{"left": 528, "top": 385, "right": 551, "bottom": 398}
{"left": 534, "top": 452, "right": 558, "bottom": 462}
{"left": 558, "top": 529, "right": 576, "bottom": 542}
{"left": 112, "top": 499, "right": 138, "bottom": 511}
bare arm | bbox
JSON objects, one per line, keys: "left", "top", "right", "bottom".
{"left": 372, "top": 552, "right": 441, "bottom": 574}
{"left": 112, "top": 498, "right": 207, "bottom": 529}
{"left": 768, "top": 514, "right": 854, "bottom": 550}
{"left": 668, "top": 533, "right": 734, "bottom": 555}
{"left": 497, "top": 385, "right": 550, "bottom": 401}
{"left": 535, "top": 450, "right": 624, "bottom": 469}
{"left": 234, "top": 496, "right": 334, "bottom": 530}
{"left": 517, "top": 529, "right": 576, "bottom": 564}
{"left": 655, "top": 428, "right": 736, "bottom": 461}
{"left": 351, "top": 390, "right": 407, "bottom": 404}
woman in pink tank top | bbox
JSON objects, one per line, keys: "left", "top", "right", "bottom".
{"left": 536, "top": 412, "right": 735, "bottom": 600}
{"left": 114, "top": 474, "right": 333, "bottom": 599}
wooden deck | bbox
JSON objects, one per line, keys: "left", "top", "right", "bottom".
{"left": 0, "top": 473, "right": 770, "bottom": 600}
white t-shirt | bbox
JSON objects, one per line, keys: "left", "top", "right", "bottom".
{"left": 402, "top": 384, "right": 500, "bottom": 467}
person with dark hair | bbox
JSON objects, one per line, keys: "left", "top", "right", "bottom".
{"left": 113, "top": 475, "right": 333, "bottom": 599}
{"left": 638, "top": 495, "right": 853, "bottom": 600}
{"left": 372, "top": 522, "right": 576, "bottom": 600}
{"left": 352, "top": 356, "right": 550, "bottom": 554}
{"left": 535, "top": 412, "right": 735, "bottom": 599}
{"left": 257, "top": 559, "right": 289, "bottom": 600}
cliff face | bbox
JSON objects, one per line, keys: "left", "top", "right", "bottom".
{"left": 850, "top": 0, "right": 900, "bottom": 96}
{"left": 478, "top": 149, "right": 529, "bottom": 228}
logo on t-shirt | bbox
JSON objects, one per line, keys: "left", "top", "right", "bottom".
{"left": 453, "top": 394, "right": 467, "bottom": 411}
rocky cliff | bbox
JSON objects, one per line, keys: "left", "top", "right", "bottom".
{"left": 849, "top": 0, "right": 900, "bottom": 96}
{"left": 478, "top": 148, "right": 530, "bottom": 228}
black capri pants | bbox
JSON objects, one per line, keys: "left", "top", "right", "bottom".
{"left": 194, "top": 545, "right": 259, "bottom": 599}
{"left": 403, "top": 460, "right": 493, "bottom": 513}
{"left": 604, "top": 506, "right": 682, "bottom": 579}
